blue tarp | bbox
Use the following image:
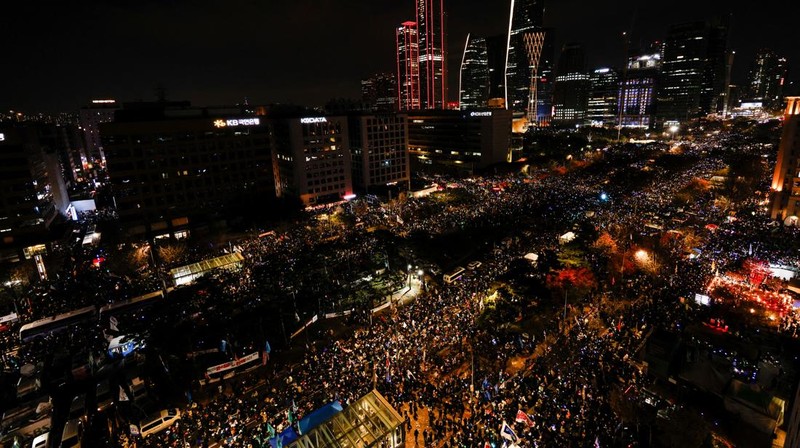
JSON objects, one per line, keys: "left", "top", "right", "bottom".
{"left": 298, "top": 400, "right": 343, "bottom": 435}
{"left": 269, "top": 426, "right": 299, "bottom": 448}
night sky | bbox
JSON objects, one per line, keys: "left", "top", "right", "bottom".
{"left": 2, "top": 0, "right": 799, "bottom": 113}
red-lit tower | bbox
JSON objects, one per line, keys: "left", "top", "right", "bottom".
{"left": 396, "top": 21, "right": 421, "bottom": 111}
{"left": 416, "top": 0, "right": 447, "bottom": 109}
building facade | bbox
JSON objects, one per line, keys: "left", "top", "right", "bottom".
{"left": 459, "top": 34, "right": 490, "bottom": 110}
{"left": 271, "top": 116, "right": 353, "bottom": 206}
{"left": 552, "top": 43, "right": 590, "bottom": 125}
{"left": 79, "top": 99, "right": 118, "bottom": 166}
{"left": 505, "top": 0, "right": 545, "bottom": 115}
{"left": 619, "top": 51, "right": 661, "bottom": 128}
{"left": 101, "top": 104, "right": 274, "bottom": 236}
{"left": 657, "top": 18, "right": 729, "bottom": 125}
{"left": 396, "top": 22, "right": 421, "bottom": 111}
{"left": 406, "top": 109, "right": 512, "bottom": 174}
{"left": 362, "top": 73, "right": 398, "bottom": 112}
{"left": 416, "top": 0, "right": 447, "bottom": 109}
{"left": 587, "top": 68, "right": 619, "bottom": 127}
{"left": 770, "top": 97, "right": 800, "bottom": 223}
{"left": 745, "top": 49, "right": 788, "bottom": 113}
{"left": 0, "top": 125, "right": 69, "bottom": 248}
{"left": 349, "top": 114, "right": 410, "bottom": 194}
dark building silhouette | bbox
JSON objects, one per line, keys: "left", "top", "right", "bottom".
{"left": 362, "top": 73, "right": 398, "bottom": 112}
{"left": 745, "top": 49, "right": 788, "bottom": 112}
{"left": 657, "top": 18, "right": 730, "bottom": 125}
{"left": 552, "top": 43, "right": 590, "bottom": 125}
{"left": 0, "top": 124, "right": 70, "bottom": 254}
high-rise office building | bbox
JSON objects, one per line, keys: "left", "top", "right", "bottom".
{"left": 506, "top": 0, "right": 544, "bottom": 113}
{"left": 552, "top": 43, "right": 591, "bottom": 125}
{"left": 397, "top": 21, "right": 421, "bottom": 111}
{"left": 0, "top": 124, "right": 70, "bottom": 248}
{"left": 407, "top": 109, "right": 512, "bottom": 174}
{"left": 101, "top": 103, "right": 274, "bottom": 236}
{"left": 770, "top": 97, "right": 800, "bottom": 223}
{"left": 745, "top": 49, "right": 788, "bottom": 112}
{"left": 486, "top": 34, "right": 509, "bottom": 104}
{"left": 459, "top": 34, "right": 490, "bottom": 110}
{"left": 416, "top": 0, "right": 447, "bottom": 109}
{"left": 506, "top": 0, "right": 553, "bottom": 125}
{"left": 657, "top": 18, "right": 729, "bottom": 125}
{"left": 362, "top": 73, "right": 398, "bottom": 112}
{"left": 79, "top": 99, "right": 118, "bottom": 167}
{"left": 349, "top": 114, "right": 410, "bottom": 193}
{"left": 619, "top": 50, "right": 661, "bottom": 128}
{"left": 587, "top": 68, "right": 619, "bottom": 127}
{"left": 271, "top": 115, "right": 353, "bottom": 206}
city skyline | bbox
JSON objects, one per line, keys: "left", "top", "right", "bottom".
{"left": 2, "top": 0, "right": 799, "bottom": 113}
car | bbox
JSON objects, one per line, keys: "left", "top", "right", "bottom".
{"left": 467, "top": 261, "right": 482, "bottom": 270}
{"left": 68, "top": 394, "right": 87, "bottom": 423}
{"left": 60, "top": 418, "right": 83, "bottom": 448}
{"left": 95, "top": 380, "right": 114, "bottom": 414}
{"left": 31, "top": 432, "right": 49, "bottom": 448}
{"left": 139, "top": 408, "right": 180, "bottom": 438}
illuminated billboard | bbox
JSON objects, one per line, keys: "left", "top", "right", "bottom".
{"left": 300, "top": 117, "right": 328, "bottom": 124}
{"left": 213, "top": 118, "right": 261, "bottom": 128}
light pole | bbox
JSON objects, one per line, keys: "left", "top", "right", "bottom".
{"left": 407, "top": 264, "right": 412, "bottom": 289}
{"left": 669, "top": 125, "right": 679, "bottom": 141}
{"left": 563, "top": 287, "right": 569, "bottom": 320}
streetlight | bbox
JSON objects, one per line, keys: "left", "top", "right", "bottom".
{"left": 407, "top": 264, "right": 412, "bottom": 288}
{"left": 669, "top": 125, "right": 679, "bottom": 141}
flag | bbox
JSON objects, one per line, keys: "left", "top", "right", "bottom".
{"left": 287, "top": 408, "right": 295, "bottom": 424}
{"left": 515, "top": 409, "right": 534, "bottom": 427}
{"left": 484, "top": 442, "right": 491, "bottom": 448}
{"left": 500, "top": 421, "right": 518, "bottom": 442}
{"left": 265, "top": 340, "right": 271, "bottom": 354}
{"left": 267, "top": 423, "right": 276, "bottom": 438}
{"left": 594, "top": 436, "right": 601, "bottom": 448}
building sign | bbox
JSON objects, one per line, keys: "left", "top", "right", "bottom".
{"left": 213, "top": 118, "right": 261, "bottom": 128}
{"left": 91, "top": 99, "right": 116, "bottom": 104}
{"left": 470, "top": 111, "right": 492, "bottom": 117}
{"left": 0, "top": 133, "right": 4, "bottom": 142}
{"left": 300, "top": 117, "right": 328, "bottom": 124}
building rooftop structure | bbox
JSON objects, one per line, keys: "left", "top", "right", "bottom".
{"left": 285, "top": 390, "right": 404, "bottom": 448}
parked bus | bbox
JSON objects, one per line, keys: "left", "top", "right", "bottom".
{"left": 98, "top": 291, "right": 164, "bottom": 320}
{"left": 19, "top": 306, "right": 97, "bottom": 343}
{"left": 443, "top": 267, "right": 466, "bottom": 284}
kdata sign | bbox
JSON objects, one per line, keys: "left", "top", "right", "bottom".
{"left": 470, "top": 111, "right": 492, "bottom": 117}
{"left": 300, "top": 117, "right": 328, "bottom": 124}
{"left": 213, "top": 118, "right": 261, "bottom": 128}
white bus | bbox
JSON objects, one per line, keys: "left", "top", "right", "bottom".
{"left": 443, "top": 267, "right": 466, "bottom": 284}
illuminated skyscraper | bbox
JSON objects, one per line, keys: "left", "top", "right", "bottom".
{"left": 459, "top": 34, "right": 490, "bottom": 110}
{"left": 619, "top": 48, "right": 661, "bottom": 128}
{"left": 396, "top": 22, "right": 421, "bottom": 111}
{"left": 587, "top": 68, "right": 619, "bottom": 127}
{"left": 745, "top": 49, "right": 788, "bottom": 112}
{"left": 657, "top": 18, "right": 729, "bottom": 125}
{"left": 416, "top": 0, "right": 447, "bottom": 109}
{"left": 552, "top": 43, "right": 590, "bottom": 125}
{"left": 505, "top": 0, "right": 551, "bottom": 123}
{"left": 770, "top": 97, "right": 800, "bottom": 223}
